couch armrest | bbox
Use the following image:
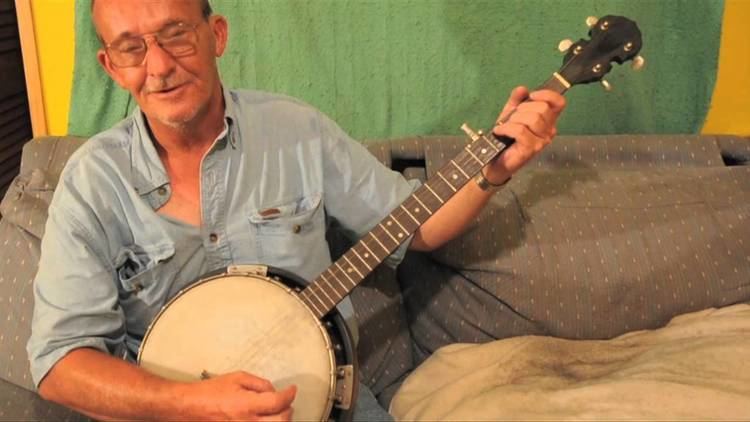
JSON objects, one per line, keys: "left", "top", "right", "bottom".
{"left": 715, "top": 135, "right": 750, "bottom": 165}
{"left": 0, "top": 377, "right": 88, "bottom": 421}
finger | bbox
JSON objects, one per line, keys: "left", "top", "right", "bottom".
{"left": 515, "top": 95, "right": 565, "bottom": 131}
{"left": 259, "top": 407, "right": 293, "bottom": 422}
{"left": 235, "top": 372, "right": 275, "bottom": 393}
{"left": 256, "top": 385, "right": 297, "bottom": 415}
{"left": 504, "top": 108, "right": 555, "bottom": 140}
{"left": 497, "top": 86, "right": 530, "bottom": 123}
{"left": 528, "top": 90, "right": 566, "bottom": 115}
{"left": 494, "top": 122, "right": 549, "bottom": 157}
{"left": 512, "top": 102, "right": 556, "bottom": 136}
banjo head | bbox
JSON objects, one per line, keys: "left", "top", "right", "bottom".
{"left": 138, "top": 272, "right": 338, "bottom": 421}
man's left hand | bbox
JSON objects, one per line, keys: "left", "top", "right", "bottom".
{"left": 484, "top": 86, "right": 567, "bottom": 183}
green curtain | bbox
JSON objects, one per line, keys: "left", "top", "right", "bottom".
{"left": 69, "top": 0, "right": 723, "bottom": 139}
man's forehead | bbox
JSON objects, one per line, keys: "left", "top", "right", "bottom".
{"left": 93, "top": 0, "right": 203, "bottom": 39}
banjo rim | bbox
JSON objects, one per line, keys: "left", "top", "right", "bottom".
{"left": 136, "top": 264, "right": 356, "bottom": 421}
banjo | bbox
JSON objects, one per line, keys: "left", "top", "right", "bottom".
{"left": 138, "top": 15, "right": 643, "bottom": 421}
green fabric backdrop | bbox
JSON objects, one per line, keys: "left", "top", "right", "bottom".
{"left": 69, "top": 0, "right": 724, "bottom": 139}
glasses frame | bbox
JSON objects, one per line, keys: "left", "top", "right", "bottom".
{"left": 104, "top": 21, "right": 202, "bottom": 68}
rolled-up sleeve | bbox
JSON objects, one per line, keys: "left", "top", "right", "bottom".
{"left": 319, "top": 112, "right": 420, "bottom": 268}
{"left": 26, "top": 202, "right": 126, "bottom": 389}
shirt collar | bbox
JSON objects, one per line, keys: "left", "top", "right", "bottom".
{"left": 130, "top": 86, "right": 238, "bottom": 208}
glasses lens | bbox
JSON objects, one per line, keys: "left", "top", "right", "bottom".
{"left": 158, "top": 22, "right": 197, "bottom": 58}
{"left": 108, "top": 37, "right": 147, "bottom": 67}
{"left": 106, "top": 22, "right": 198, "bottom": 67}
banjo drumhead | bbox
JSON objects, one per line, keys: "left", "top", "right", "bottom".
{"left": 139, "top": 274, "right": 336, "bottom": 421}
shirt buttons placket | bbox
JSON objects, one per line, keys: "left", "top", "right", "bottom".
{"left": 209, "top": 233, "right": 219, "bottom": 243}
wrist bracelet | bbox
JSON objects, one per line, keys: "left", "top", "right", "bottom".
{"left": 474, "top": 170, "right": 511, "bottom": 193}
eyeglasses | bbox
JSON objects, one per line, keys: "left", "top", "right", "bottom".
{"left": 105, "top": 22, "right": 200, "bottom": 68}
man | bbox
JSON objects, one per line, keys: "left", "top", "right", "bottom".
{"left": 27, "top": 0, "right": 565, "bottom": 420}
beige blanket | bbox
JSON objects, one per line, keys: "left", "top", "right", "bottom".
{"left": 391, "top": 304, "right": 750, "bottom": 420}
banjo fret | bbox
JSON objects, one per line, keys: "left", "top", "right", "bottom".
{"left": 342, "top": 255, "right": 365, "bottom": 280}
{"left": 303, "top": 137, "right": 510, "bottom": 320}
{"left": 302, "top": 289, "right": 325, "bottom": 316}
{"left": 334, "top": 262, "right": 357, "bottom": 287}
{"left": 350, "top": 248, "right": 373, "bottom": 272}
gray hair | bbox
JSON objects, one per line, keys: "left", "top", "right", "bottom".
{"left": 91, "top": 0, "right": 213, "bottom": 20}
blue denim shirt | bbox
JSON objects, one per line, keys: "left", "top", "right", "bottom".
{"left": 27, "top": 88, "right": 418, "bottom": 388}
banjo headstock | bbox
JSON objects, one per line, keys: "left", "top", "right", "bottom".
{"left": 556, "top": 15, "right": 644, "bottom": 91}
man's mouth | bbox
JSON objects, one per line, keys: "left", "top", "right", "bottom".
{"left": 150, "top": 83, "right": 185, "bottom": 95}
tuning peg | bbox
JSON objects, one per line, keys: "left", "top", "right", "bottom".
{"left": 586, "top": 16, "right": 598, "bottom": 28}
{"left": 631, "top": 55, "right": 645, "bottom": 71}
{"left": 558, "top": 39, "right": 573, "bottom": 53}
{"left": 460, "top": 123, "right": 481, "bottom": 143}
{"left": 600, "top": 80, "right": 613, "bottom": 92}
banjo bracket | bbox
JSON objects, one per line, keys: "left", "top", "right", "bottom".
{"left": 226, "top": 264, "right": 269, "bottom": 277}
{"left": 334, "top": 364, "right": 355, "bottom": 410}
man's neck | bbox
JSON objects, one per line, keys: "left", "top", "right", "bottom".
{"left": 147, "top": 88, "right": 226, "bottom": 158}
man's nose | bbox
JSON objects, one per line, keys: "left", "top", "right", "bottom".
{"left": 142, "top": 37, "right": 176, "bottom": 77}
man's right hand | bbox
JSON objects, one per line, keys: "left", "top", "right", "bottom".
{"left": 38, "top": 349, "right": 297, "bottom": 421}
{"left": 184, "top": 371, "right": 297, "bottom": 421}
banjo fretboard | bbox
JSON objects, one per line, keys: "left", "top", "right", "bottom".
{"left": 297, "top": 75, "right": 568, "bottom": 319}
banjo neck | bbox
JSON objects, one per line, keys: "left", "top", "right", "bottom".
{"left": 298, "top": 76, "right": 569, "bottom": 320}
{"left": 298, "top": 11, "right": 646, "bottom": 319}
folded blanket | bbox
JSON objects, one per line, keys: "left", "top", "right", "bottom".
{"left": 391, "top": 304, "right": 750, "bottom": 420}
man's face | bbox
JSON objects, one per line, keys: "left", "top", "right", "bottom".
{"left": 93, "top": 0, "right": 227, "bottom": 129}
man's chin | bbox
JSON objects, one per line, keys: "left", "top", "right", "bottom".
{"left": 147, "top": 107, "right": 202, "bottom": 130}
{"left": 155, "top": 114, "right": 196, "bottom": 129}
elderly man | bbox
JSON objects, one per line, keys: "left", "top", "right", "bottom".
{"left": 27, "top": 0, "right": 565, "bottom": 420}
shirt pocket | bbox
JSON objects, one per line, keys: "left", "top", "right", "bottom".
{"left": 248, "top": 194, "right": 327, "bottom": 268}
{"left": 116, "top": 242, "right": 176, "bottom": 307}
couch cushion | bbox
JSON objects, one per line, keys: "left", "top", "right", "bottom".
{"left": 0, "top": 136, "right": 86, "bottom": 239}
{"left": 528, "top": 134, "right": 726, "bottom": 169}
{"left": 400, "top": 136, "right": 750, "bottom": 360}
{"left": 0, "top": 377, "right": 88, "bottom": 421}
{"left": 0, "top": 137, "right": 85, "bottom": 392}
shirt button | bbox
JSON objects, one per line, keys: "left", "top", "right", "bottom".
{"left": 157, "top": 187, "right": 167, "bottom": 196}
{"left": 209, "top": 233, "right": 219, "bottom": 243}
{"left": 292, "top": 224, "right": 302, "bottom": 234}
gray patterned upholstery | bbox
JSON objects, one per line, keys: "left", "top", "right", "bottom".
{"left": 0, "top": 137, "right": 86, "bottom": 391}
{"left": 1, "top": 134, "right": 748, "bottom": 415}
{"left": 0, "top": 137, "right": 88, "bottom": 420}
{"left": 0, "top": 378, "right": 85, "bottom": 422}
{"left": 396, "top": 135, "right": 750, "bottom": 363}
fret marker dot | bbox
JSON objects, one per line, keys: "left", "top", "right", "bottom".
{"left": 452, "top": 174, "right": 458, "bottom": 180}
{"left": 347, "top": 268, "right": 353, "bottom": 273}
{"left": 387, "top": 221, "right": 392, "bottom": 226}
{"left": 398, "top": 233, "right": 404, "bottom": 238}
{"left": 364, "top": 253, "right": 370, "bottom": 258}
{"left": 414, "top": 208, "right": 420, "bottom": 213}
{"left": 481, "top": 148, "right": 487, "bottom": 154}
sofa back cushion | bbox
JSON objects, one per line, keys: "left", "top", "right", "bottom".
{"left": 396, "top": 135, "right": 750, "bottom": 361}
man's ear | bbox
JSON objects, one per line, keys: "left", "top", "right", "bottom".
{"left": 209, "top": 15, "right": 228, "bottom": 57}
{"left": 97, "top": 48, "right": 127, "bottom": 89}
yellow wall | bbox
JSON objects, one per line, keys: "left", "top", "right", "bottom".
{"left": 31, "top": 0, "right": 74, "bottom": 136}
{"left": 30, "top": 0, "right": 750, "bottom": 136}
{"left": 702, "top": 0, "right": 750, "bottom": 135}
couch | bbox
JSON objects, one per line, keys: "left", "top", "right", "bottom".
{"left": 1, "top": 133, "right": 748, "bottom": 420}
